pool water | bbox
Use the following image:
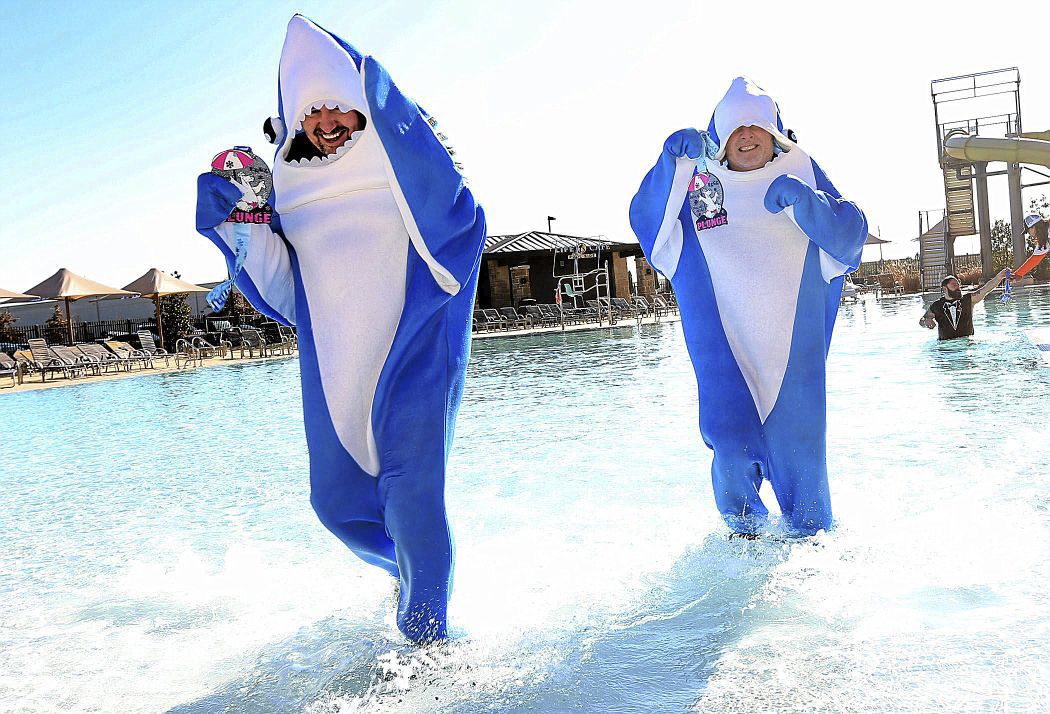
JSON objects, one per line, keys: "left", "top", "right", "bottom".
{"left": 2, "top": 287, "right": 1049, "bottom": 712}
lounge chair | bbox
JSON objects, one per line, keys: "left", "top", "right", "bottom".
{"left": 257, "top": 321, "right": 294, "bottom": 355}
{"left": 611, "top": 297, "right": 638, "bottom": 319}
{"left": 556, "top": 302, "right": 587, "bottom": 324}
{"left": 26, "top": 338, "right": 82, "bottom": 381}
{"left": 480, "top": 309, "right": 510, "bottom": 331}
{"left": 104, "top": 340, "right": 153, "bottom": 370}
{"left": 278, "top": 324, "right": 298, "bottom": 352}
{"left": 633, "top": 296, "right": 652, "bottom": 318}
{"left": 73, "top": 343, "right": 130, "bottom": 373}
{"left": 498, "top": 307, "right": 528, "bottom": 329}
{"left": 538, "top": 304, "right": 562, "bottom": 325}
{"left": 235, "top": 327, "right": 272, "bottom": 357}
{"left": 173, "top": 338, "right": 203, "bottom": 368}
{"left": 135, "top": 331, "right": 172, "bottom": 367}
{"left": 523, "top": 305, "right": 557, "bottom": 328}
{"left": 50, "top": 344, "right": 101, "bottom": 376}
{"left": 652, "top": 296, "right": 673, "bottom": 317}
{"left": 586, "top": 299, "right": 617, "bottom": 322}
{"left": 0, "top": 352, "right": 19, "bottom": 387}
{"left": 188, "top": 333, "right": 230, "bottom": 360}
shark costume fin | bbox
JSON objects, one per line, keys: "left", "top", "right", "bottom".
{"left": 630, "top": 77, "right": 866, "bottom": 536}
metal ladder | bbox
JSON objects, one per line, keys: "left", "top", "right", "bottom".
{"left": 919, "top": 213, "right": 950, "bottom": 292}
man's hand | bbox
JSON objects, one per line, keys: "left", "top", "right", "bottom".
{"left": 763, "top": 174, "right": 812, "bottom": 214}
{"left": 972, "top": 267, "right": 1010, "bottom": 302}
{"left": 920, "top": 314, "right": 936, "bottom": 329}
{"left": 663, "top": 129, "right": 708, "bottom": 160}
{"left": 195, "top": 173, "right": 243, "bottom": 232}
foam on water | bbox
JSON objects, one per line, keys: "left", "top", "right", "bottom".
{"left": 2, "top": 287, "right": 1049, "bottom": 712}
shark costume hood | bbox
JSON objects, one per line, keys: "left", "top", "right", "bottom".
{"left": 629, "top": 76, "right": 866, "bottom": 537}
{"left": 706, "top": 77, "right": 797, "bottom": 162}
{"left": 195, "top": 15, "right": 487, "bottom": 643}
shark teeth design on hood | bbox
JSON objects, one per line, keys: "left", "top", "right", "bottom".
{"left": 283, "top": 99, "right": 366, "bottom": 166}
{"left": 276, "top": 15, "right": 370, "bottom": 168}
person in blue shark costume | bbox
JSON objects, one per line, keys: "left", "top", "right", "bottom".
{"left": 629, "top": 77, "right": 867, "bottom": 537}
{"left": 195, "top": 15, "right": 486, "bottom": 642}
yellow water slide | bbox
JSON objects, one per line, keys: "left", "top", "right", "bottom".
{"left": 943, "top": 133, "right": 1050, "bottom": 167}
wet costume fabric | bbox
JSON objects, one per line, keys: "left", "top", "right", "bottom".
{"left": 928, "top": 294, "right": 975, "bottom": 340}
{"left": 629, "top": 77, "right": 867, "bottom": 536}
{"left": 195, "top": 16, "right": 486, "bottom": 642}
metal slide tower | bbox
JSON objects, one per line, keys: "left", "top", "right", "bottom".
{"left": 929, "top": 68, "right": 1050, "bottom": 286}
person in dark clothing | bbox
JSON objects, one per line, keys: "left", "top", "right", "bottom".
{"left": 920, "top": 270, "right": 1009, "bottom": 340}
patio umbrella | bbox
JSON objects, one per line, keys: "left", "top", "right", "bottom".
{"left": 122, "top": 269, "right": 210, "bottom": 350}
{"left": 0, "top": 287, "right": 39, "bottom": 301}
{"left": 24, "top": 268, "right": 135, "bottom": 345}
{"left": 864, "top": 232, "right": 890, "bottom": 262}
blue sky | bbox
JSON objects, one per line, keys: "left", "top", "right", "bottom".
{"left": 2, "top": 0, "right": 1049, "bottom": 291}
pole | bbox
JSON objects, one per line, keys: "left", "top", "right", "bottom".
{"left": 547, "top": 216, "right": 555, "bottom": 233}
{"left": 64, "top": 296, "right": 74, "bottom": 345}
{"left": 974, "top": 162, "right": 994, "bottom": 281}
{"left": 154, "top": 296, "right": 165, "bottom": 351}
{"left": 1007, "top": 161, "right": 1026, "bottom": 268}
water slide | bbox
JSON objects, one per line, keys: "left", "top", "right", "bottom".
{"left": 943, "top": 133, "right": 1050, "bottom": 168}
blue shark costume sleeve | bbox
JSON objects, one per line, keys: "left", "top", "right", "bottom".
{"left": 629, "top": 77, "right": 866, "bottom": 536}
{"left": 195, "top": 175, "right": 297, "bottom": 326}
{"left": 195, "top": 15, "right": 486, "bottom": 642}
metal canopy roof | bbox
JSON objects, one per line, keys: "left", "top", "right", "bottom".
{"left": 483, "top": 231, "right": 638, "bottom": 255}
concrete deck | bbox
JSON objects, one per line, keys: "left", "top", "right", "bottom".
{"left": 0, "top": 352, "right": 297, "bottom": 396}
{"left": 471, "top": 313, "right": 681, "bottom": 340}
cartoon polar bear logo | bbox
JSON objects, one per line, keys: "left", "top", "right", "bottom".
{"left": 688, "top": 172, "right": 724, "bottom": 220}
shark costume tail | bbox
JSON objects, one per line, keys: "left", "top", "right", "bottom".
{"left": 195, "top": 16, "right": 486, "bottom": 642}
{"left": 629, "top": 77, "right": 866, "bottom": 536}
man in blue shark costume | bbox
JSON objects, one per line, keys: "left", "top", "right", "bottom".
{"left": 195, "top": 16, "right": 486, "bottom": 642}
{"left": 630, "top": 77, "right": 866, "bottom": 536}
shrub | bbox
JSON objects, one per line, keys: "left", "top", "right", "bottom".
{"left": 0, "top": 310, "right": 15, "bottom": 344}
{"left": 44, "top": 304, "right": 68, "bottom": 344}
{"left": 213, "top": 289, "right": 260, "bottom": 325}
{"left": 159, "top": 293, "right": 193, "bottom": 348}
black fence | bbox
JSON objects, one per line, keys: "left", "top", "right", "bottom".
{"left": 0, "top": 319, "right": 151, "bottom": 353}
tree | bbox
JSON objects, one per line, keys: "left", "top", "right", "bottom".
{"left": 0, "top": 309, "right": 16, "bottom": 345}
{"left": 990, "top": 218, "right": 1012, "bottom": 272}
{"left": 159, "top": 293, "right": 193, "bottom": 349}
{"left": 158, "top": 269, "right": 194, "bottom": 348}
{"left": 44, "top": 304, "right": 68, "bottom": 344}
{"left": 213, "top": 288, "right": 260, "bottom": 325}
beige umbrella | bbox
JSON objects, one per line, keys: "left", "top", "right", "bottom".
{"left": 0, "top": 287, "right": 40, "bottom": 300}
{"left": 25, "top": 268, "right": 135, "bottom": 345}
{"left": 122, "top": 269, "right": 210, "bottom": 350}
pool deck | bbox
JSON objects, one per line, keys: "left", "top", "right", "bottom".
{"left": 472, "top": 313, "right": 682, "bottom": 340}
{"left": 0, "top": 352, "right": 298, "bottom": 396}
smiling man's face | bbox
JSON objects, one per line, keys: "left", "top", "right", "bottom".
{"left": 724, "top": 125, "right": 775, "bottom": 172}
{"left": 302, "top": 106, "right": 364, "bottom": 155}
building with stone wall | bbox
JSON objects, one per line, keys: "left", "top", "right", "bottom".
{"left": 477, "top": 232, "right": 644, "bottom": 309}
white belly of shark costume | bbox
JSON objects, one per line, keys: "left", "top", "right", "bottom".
{"left": 630, "top": 77, "right": 867, "bottom": 536}
{"left": 195, "top": 16, "right": 486, "bottom": 642}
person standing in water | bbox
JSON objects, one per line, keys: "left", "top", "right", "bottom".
{"left": 920, "top": 270, "right": 1009, "bottom": 340}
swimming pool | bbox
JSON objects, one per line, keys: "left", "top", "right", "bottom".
{"left": 2, "top": 287, "right": 1049, "bottom": 712}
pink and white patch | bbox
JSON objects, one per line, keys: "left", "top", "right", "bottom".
{"left": 689, "top": 172, "right": 710, "bottom": 193}
{"left": 211, "top": 150, "right": 255, "bottom": 172}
